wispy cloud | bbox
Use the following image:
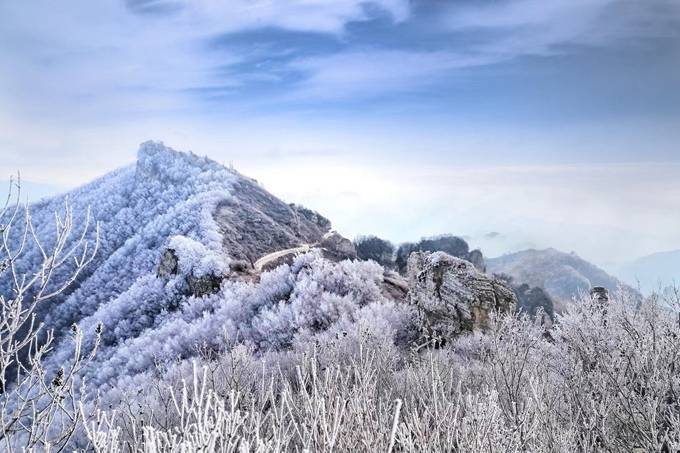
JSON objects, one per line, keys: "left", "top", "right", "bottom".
{"left": 122, "top": 0, "right": 410, "bottom": 33}
{"left": 2, "top": 0, "right": 678, "bottom": 112}
{"left": 0, "top": 0, "right": 409, "bottom": 119}
{"left": 443, "top": 0, "right": 680, "bottom": 53}
{"left": 279, "top": 0, "right": 680, "bottom": 100}
{"left": 282, "top": 50, "right": 483, "bottom": 100}
{"left": 252, "top": 157, "right": 680, "bottom": 265}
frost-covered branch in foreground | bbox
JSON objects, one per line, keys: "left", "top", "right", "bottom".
{"left": 0, "top": 176, "right": 100, "bottom": 451}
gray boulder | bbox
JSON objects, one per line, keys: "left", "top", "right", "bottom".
{"left": 381, "top": 270, "right": 409, "bottom": 302}
{"left": 319, "top": 231, "right": 357, "bottom": 261}
{"left": 407, "top": 251, "right": 517, "bottom": 340}
{"left": 156, "top": 248, "right": 225, "bottom": 297}
{"left": 157, "top": 249, "right": 180, "bottom": 278}
{"left": 467, "top": 249, "right": 486, "bottom": 273}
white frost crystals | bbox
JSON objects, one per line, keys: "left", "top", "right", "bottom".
{"left": 167, "top": 235, "right": 230, "bottom": 279}
{"left": 11, "top": 142, "right": 236, "bottom": 346}
{"left": 65, "top": 250, "right": 412, "bottom": 400}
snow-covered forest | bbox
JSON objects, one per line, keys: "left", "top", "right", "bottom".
{"left": 0, "top": 143, "right": 678, "bottom": 452}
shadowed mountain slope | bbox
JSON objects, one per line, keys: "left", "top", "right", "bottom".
{"left": 618, "top": 249, "right": 680, "bottom": 295}
{"left": 487, "top": 248, "right": 640, "bottom": 310}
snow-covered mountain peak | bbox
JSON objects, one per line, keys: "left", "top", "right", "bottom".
{"left": 135, "top": 140, "right": 235, "bottom": 188}
{"left": 1, "top": 141, "right": 333, "bottom": 387}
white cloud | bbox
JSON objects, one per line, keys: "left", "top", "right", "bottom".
{"left": 270, "top": 0, "right": 680, "bottom": 101}
{"left": 250, "top": 156, "right": 680, "bottom": 267}
{"left": 444, "top": 0, "right": 680, "bottom": 55}
{"left": 175, "top": 0, "right": 410, "bottom": 34}
{"left": 0, "top": 0, "right": 410, "bottom": 121}
{"left": 285, "top": 49, "right": 502, "bottom": 100}
{"left": 2, "top": 0, "right": 677, "bottom": 112}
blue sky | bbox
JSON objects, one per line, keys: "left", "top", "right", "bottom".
{"left": 1, "top": 0, "right": 680, "bottom": 267}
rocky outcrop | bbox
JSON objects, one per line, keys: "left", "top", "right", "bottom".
{"left": 319, "top": 231, "right": 357, "bottom": 261}
{"left": 494, "top": 273, "right": 555, "bottom": 322}
{"left": 590, "top": 286, "right": 609, "bottom": 304}
{"left": 214, "top": 176, "right": 330, "bottom": 265}
{"left": 381, "top": 270, "right": 409, "bottom": 301}
{"left": 157, "top": 249, "right": 180, "bottom": 278}
{"left": 157, "top": 248, "right": 226, "bottom": 297}
{"left": 467, "top": 249, "right": 486, "bottom": 273}
{"left": 407, "top": 251, "right": 517, "bottom": 340}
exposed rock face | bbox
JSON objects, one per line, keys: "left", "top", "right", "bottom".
{"left": 590, "top": 286, "right": 610, "bottom": 304}
{"left": 157, "top": 249, "right": 179, "bottom": 278}
{"left": 214, "top": 176, "right": 330, "bottom": 265}
{"left": 467, "top": 249, "right": 486, "bottom": 273}
{"left": 187, "top": 274, "right": 224, "bottom": 297}
{"left": 319, "top": 231, "right": 357, "bottom": 261}
{"left": 407, "top": 251, "right": 517, "bottom": 340}
{"left": 494, "top": 273, "right": 555, "bottom": 322}
{"left": 381, "top": 270, "right": 409, "bottom": 301}
{"left": 156, "top": 247, "right": 226, "bottom": 297}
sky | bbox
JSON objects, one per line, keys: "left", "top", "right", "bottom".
{"left": 1, "top": 0, "right": 679, "bottom": 270}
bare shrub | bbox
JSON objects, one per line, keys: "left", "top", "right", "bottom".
{"left": 79, "top": 288, "right": 680, "bottom": 453}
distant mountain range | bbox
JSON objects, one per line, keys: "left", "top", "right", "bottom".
{"left": 488, "top": 248, "right": 641, "bottom": 311}
{"left": 617, "top": 250, "right": 680, "bottom": 295}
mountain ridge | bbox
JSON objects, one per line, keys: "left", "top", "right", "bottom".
{"left": 617, "top": 249, "right": 680, "bottom": 295}
{"left": 1, "top": 141, "right": 333, "bottom": 385}
{"left": 487, "top": 247, "right": 640, "bottom": 310}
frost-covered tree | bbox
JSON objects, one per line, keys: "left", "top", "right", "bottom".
{"left": 79, "top": 288, "right": 680, "bottom": 452}
{"left": 496, "top": 273, "right": 555, "bottom": 320}
{"left": 354, "top": 235, "right": 395, "bottom": 268}
{"left": 53, "top": 250, "right": 414, "bottom": 400}
{"left": 396, "top": 235, "right": 473, "bottom": 273}
{"left": 0, "top": 142, "right": 238, "bottom": 357}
